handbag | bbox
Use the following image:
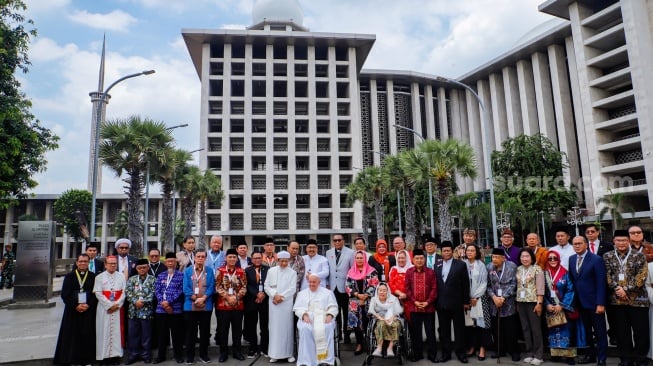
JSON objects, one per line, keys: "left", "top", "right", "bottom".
{"left": 545, "top": 271, "right": 568, "bottom": 328}
{"left": 464, "top": 310, "right": 474, "bottom": 326}
{"left": 565, "top": 309, "right": 580, "bottom": 320}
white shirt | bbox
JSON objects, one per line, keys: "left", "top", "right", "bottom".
{"left": 301, "top": 254, "right": 329, "bottom": 290}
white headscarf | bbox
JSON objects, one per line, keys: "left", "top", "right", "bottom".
{"left": 392, "top": 249, "right": 413, "bottom": 274}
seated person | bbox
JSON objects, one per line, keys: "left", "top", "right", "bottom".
{"left": 294, "top": 274, "right": 339, "bottom": 366}
{"left": 368, "top": 282, "right": 403, "bottom": 357}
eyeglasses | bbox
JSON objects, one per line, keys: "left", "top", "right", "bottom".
{"left": 629, "top": 231, "right": 643, "bottom": 235}
{"left": 333, "top": 239, "right": 343, "bottom": 242}
{"left": 547, "top": 257, "right": 559, "bottom": 261}
{"left": 149, "top": 255, "right": 160, "bottom": 258}
{"left": 118, "top": 246, "right": 129, "bottom": 250}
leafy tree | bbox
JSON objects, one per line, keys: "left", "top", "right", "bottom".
{"left": 0, "top": 0, "right": 59, "bottom": 208}
{"left": 99, "top": 115, "right": 174, "bottom": 256}
{"left": 195, "top": 170, "right": 223, "bottom": 249}
{"left": 53, "top": 189, "right": 92, "bottom": 242}
{"left": 396, "top": 149, "right": 423, "bottom": 247}
{"left": 491, "top": 134, "right": 577, "bottom": 232}
{"left": 348, "top": 166, "right": 385, "bottom": 241}
{"left": 177, "top": 165, "right": 202, "bottom": 240}
{"left": 598, "top": 190, "right": 635, "bottom": 231}
{"left": 403, "top": 139, "right": 477, "bottom": 242}
{"left": 17, "top": 213, "right": 38, "bottom": 221}
{"left": 112, "top": 210, "right": 129, "bottom": 239}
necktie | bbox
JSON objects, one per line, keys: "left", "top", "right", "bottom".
{"left": 122, "top": 257, "right": 129, "bottom": 279}
{"left": 336, "top": 250, "right": 341, "bottom": 265}
{"left": 256, "top": 268, "right": 260, "bottom": 283}
{"left": 428, "top": 255, "right": 433, "bottom": 268}
{"left": 590, "top": 242, "right": 596, "bottom": 254}
{"left": 89, "top": 260, "right": 95, "bottom": 273}
{"left": 576, "top": 255, "right": 583, "bottom": 272}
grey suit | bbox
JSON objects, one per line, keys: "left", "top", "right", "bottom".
{"left": 326, "top": 245, "right": 354, "bottom": 339}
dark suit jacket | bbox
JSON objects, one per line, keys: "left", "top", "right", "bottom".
{"left": 568, "top": 252, "right": 607, "bottom": 310}
{"left": 244, "top": 265, "right": 269, "bottom": 311}
{"left": 149, "top": 261, "right": 166, "bottom": 277}
{"left": 236, "top": 256, "right": 252, "bottom": 269}
{"left": 435, "top": 259, "right": 470, "bottom": 310}
{"left": 589, "top": 240, "right": 613, "bottom": 258}
{"left": 368, "top": 255, "right": 396, "bottom": 282}
{"left": 118, "top": 254, "right": 138, "bottom": 278}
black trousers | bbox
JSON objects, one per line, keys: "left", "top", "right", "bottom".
{"left": 491, "top": 314, "right": 519, "bottom": 356}
{"left": 184, "top": 311, "right": 211, "bottom": 360}
{"left": 244, "top": 304, "right": 269, "bottom": 353}
{"left": 217, "top": 310, "right": 244, "bottom": 355}
{"left": 466, "top": 325, "right": 492, "bottom": 352}
{"left": 611, "top": 306, "right": 649, "bottom": 363}
{"left": 437, "top": 307, "right": 466, "bottom": 356}
{"left": 579, "top": 307, "right": 607, "bottom": 361}
{"left": 334, "top": 288, "right": 349, "bottom": 337}
{"left": 409, "top": 311, "right": 437, "bottom": 359}
{"left": 156, "top": 313, "right": 184, "bottom": 361}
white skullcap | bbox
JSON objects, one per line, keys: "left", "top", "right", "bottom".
{"left": 115, "top": 238, "right": 132, "bottom": 248}
{"left": 277, "top": 251, "right": 290, "bottom": 259}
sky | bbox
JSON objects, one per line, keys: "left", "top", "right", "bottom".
{"left": 21, "top": 0, "right": 559, "bottom": 195}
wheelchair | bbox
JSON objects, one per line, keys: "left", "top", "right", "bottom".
{"left": 363, "top": 315, "right": 412, "bottom": 365}
{"left": 294, "top": 316, "right": 341, "bottom": 366}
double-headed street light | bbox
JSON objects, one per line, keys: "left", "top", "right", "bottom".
{"left": 392, "top": 124, "right": 435, "bottom": 238}
{"left": 143, "top": 123, "right": 189, "bottom": 249}
{"left": 90, "top": 70, "right": 155, "bottom": 243}
{"left": 435, "top": 76, "right": 499, "bottom": 248}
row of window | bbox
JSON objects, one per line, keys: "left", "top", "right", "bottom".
{"left": 208, "top": 137, "right": 351, "bottom": 152}
{"left": 210, "top": 62, "right": 349, "bottom": 78}
{"left": 208, "top": 101, "right": 351, "bottom": 116}
{"left": 225, "top": 193, "right": 351, "bottom": 210}
{"left": 210, "top": 43, "right": 350, "bottom": 62}
{"left": 209, "top": 212, "right": 354, "bottom": 231}
{"left": 226, "top": 175, "right": 352, "bottom": 190}
{"left": 209, "top": 79, "right": 350, "bottom": 98}
{"left": 208, "top": 118, "right": 351, "bottom": 134}
{"left": 207, "top": 156, "right": 353, "bottom": 171}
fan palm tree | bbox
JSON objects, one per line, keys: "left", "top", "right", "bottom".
{"left": 153, "top": 148, "right": 192, "bottom": 254}
{"left": 347, "top": 166, "right": 385, "bottom": 242}
{"left": 177, "top": 165, "right": 202, "bottom": 240}
{"left": 403, "top": 139, "right": 477, "bottom": 242}
{"left": 195, "top": 169, "right": 223, "bottom": 249}
{"left": 598, "top": 190, "right": 635, "bottom": 231}
{"left": 397, "top": 149, "right": 422, "bottom": 246}
{"left": 99, "top": 115, "right": 174, "bottom": 256}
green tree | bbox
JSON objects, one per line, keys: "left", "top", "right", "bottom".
{"left": 397, "top": 149, "right": 424, "bottom": 247}
{"left": 99, "top": 115, "right": 174, "bottom": 256}
{"left": 348, "top": 166, "right": 385, "bottom": 241}
{"left": 491, "top": 134, "right": 577, "bottom": 233}
{"left": 195, "top": 170, "right": 223, "bottom": 249}
{"left": 177, "top": 165, "right": 202, "bottom": 240}
{"left": 112, "top": 210, "right": 129, "bottom": 239}
{"left": 403, "top": 139, "right": 477, "bottom": 242}
{"left": 53, "top": 189, "right": 93, "bottom": 242}
{"left": 0, "top": 0, "right": 59, "bottom": 208}
{"left": 598, "top": 190, "right": 635, "bottom": 231}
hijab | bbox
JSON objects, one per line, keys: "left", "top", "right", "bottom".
{"left": 373, "top": 282, "right": 399, "bottom": 304}
{"left": 546, "top": 249, "right": 567, "bottom": 284}
{"left": 393, "top": 249, "right": 414, "bottom": 274}
{"left": 347, "top": 250, "right": 376, "bottom": 280}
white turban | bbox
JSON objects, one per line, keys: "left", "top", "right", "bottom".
{"left": 277, "top": 250, "right": 290, "bottom": 259}
{"left": 115, "top": 238, "right": 132, "bottom": 248}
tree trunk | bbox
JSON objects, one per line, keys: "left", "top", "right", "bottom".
{"left": 161, "top": 182, "right": 173, "bottom": 254}
{"left": 198, "top": 199, "right": 207, "bottom": 249}
{"left": 361, "top": 204, "right": 370, "bottom": 248}
{"left": 182, "top": 197, "right": 195, "bottom": 239}
{"left": 404, "top": 187, "right": 417, "bottom": 249}
{"left": 374, "top": 195, "right": 384, "bottom": 241}
{"left": 437, "top": 181, "right": 452, "bottom": 242}
{"left": 126, "top": 169, "right": 144, "bottom": 257}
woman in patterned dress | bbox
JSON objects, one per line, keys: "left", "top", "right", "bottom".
{"left": 346, "top": 250, "right": 379, "bottom": 355}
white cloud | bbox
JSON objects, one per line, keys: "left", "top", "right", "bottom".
{"left": 29, "top": 38, "right": 79, "bottom": 63}
{"left": 68, "top": 9, "right": 138, "bottom": 32}
{"left": 24, "top": 0, "right": 70, "bottom": 14}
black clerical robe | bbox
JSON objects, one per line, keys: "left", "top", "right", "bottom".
{"left": 53, "top": 269, "right": 98, "bottom": 365}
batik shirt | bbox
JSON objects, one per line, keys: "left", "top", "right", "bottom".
{"left": 216, "top": 266, "right": 247, "bottom": 311}
{"left": 604, "top": 249, "right": 649, "bottom": 307}
{"left": 126, "top": 274, "right": 156, "bottom": 319}
{"left": 486, "top": 260, "right": 517, "bottom": 317}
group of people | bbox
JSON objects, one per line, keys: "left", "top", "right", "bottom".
{"left": 53, "top": 224, "right": 653, "bottom": 366}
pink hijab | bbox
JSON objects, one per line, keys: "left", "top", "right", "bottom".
{"left": 347, "top": 250, "right": 376, "bottom": 280}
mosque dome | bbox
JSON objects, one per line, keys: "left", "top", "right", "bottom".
{"left": 252, "top": 0, "right": 304, "bottom": 26}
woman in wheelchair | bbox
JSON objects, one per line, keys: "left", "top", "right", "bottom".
{"left": 368, "top": 282, "right": 403, "bottom": 357}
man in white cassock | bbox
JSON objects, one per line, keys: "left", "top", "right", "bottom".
{"left": 294, "top": 274, "right": 339, "bottom": 366}
{"left": 94, "top": 255, "right": 127, "bottom": 364}
{"left": 265, "top": 250, "right": 298, "bottom": 363}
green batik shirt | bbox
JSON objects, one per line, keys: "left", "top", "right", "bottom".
{"left": 126, "top": 274, "right": 156, "bottom": 319}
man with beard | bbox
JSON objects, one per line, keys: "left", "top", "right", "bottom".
{"left": 54, "top": 254, "right": 98, "bottom": 366}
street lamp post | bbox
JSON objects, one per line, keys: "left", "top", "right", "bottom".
{"left": 435, "top": 76, "right": 499, "bottom": 248}
{"left": 392, "top": 124, "right": 435, "bottom": 238}
{"left": 497, "top": 211, "right": 511, "bottom": 231}
{"left": 90, "top": 70, "right": 155, "bottom": 243}
{"left": 539, "top": 210, "right": 548, "bottom": 247}
{"left": 369, "top": 150, "right": 403, "bottom": 237}
{"left": 143, "top": 123, "right": 189, "bottom": 249}
{"left": 567, "top": 206, "right": 585, "bottom": 236}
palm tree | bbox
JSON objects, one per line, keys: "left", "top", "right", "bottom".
{"left": 177, "top": 165, "right": 202, "bottom": 240}
{"left": 598, "top": 190, "right": 635, "bottom": 231}
{"left": 153, "top": 148, "right": 192, "bottom": 253}
{"left": 347, "top": 166, "right": 385, "bottom": 242}
{"left": 195, "top": 170, "right": 223, "bottom": 249}
{"left": 99, "top": 115, "right": 174, "bottom": 256}
{"left": 397, "top": 150, "right": 422, "bottom": 247}
{"left": 404, "top": 139, "right": 477, "bottom": 242}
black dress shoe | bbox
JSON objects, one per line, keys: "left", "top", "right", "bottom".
{"left": 511, "top": 354, "right": 521, "bottom": 362}
{"left": 437, "top": 355, "right": 451, "bottom": 363}
{"left": 152, "top": 359, "right": 164, "bottom": 364}
{"left": 125, "top": 360, "right": 138, "bottom": 365}
{"left": 491, "top": 353, "right": 506, "bottom": 359}
{"left": 578, "top": 356, "right": 597, "bottom": 364}
{"left": 596, "top": 361, "right": 606, "bottom": 366}
{"left": 354, "top": 345, "right": 364, "bottom": 355}
{"left": 428, "top": 355, "right": 439, "bottom": 363}
{"left": 233, "top": 353, "right": 246, "bottom": 361}
{"left": 218, "top": 353, "right": 228, "bottom": 363}
{"left": 411, "top": 355, "right": 424, "bottom": 362}
{"left": 477, "top": 355, "right": 486, "bottom": 361}
{"left": 457, "top": 355, "right": 469, "bottom": 364}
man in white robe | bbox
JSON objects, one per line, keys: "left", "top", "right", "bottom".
{"left": 94, "top": 255, "right": 127, "bottom": 363}
{"left": 265, "top": 251, "right": 298, "bottom": 363}
{"left": 293, "top": 274, "right": 339, "bottom": 366}
{"left": 301, "top": 239, "right": 329, "bottom": 290}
